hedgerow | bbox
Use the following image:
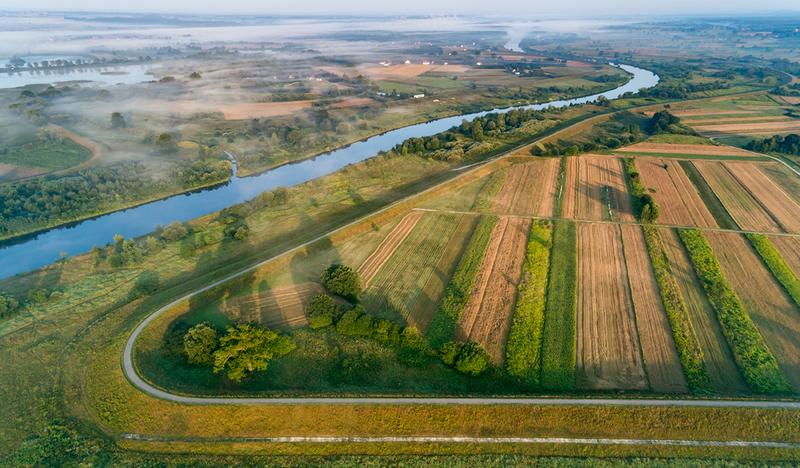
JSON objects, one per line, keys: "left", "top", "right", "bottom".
{"left": 678, "top": 228, "right": 790, "bottom": 394}
{"left": 641, "top": 226, "right": 711, "bottom": 393}
{"left": 505, "top": 220, "right": 552, "bottom": 386}
{"left": 746, "top": 233, "right": 800, "bottom": 309}
{"left": 426, "top": 215, "right": 497, "bottom": 347}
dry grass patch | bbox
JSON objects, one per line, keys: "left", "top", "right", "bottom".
{"left": 358, "top": 211, "right": 424, "bottom": 287}
{"left": 617, "top": 143, "right": 754, "bottom": 157}
{"left": 620, "top": 225, "right": 688, "bottom": 393}
{"left": 694, "top": 161, "right": 781, "bottom": 233}
{"left": 725, "top": 162, "right": 800, "bottom": 233}
{"left": 706, "top": 232, "right": 800, "bottom": 391}
{"left": 563, "top": 156, "right": 634, "bottom": 222}
{"left": 576, "top": 223, "right": 647, "bottom": 391}
{"left": 491, "top": 159, "right": 559, "bottom": 217}
{"left": 456, "top": 216, "right": 530, "bottom": 364}
{"left": 637, "top": 159, "right": 717, "bottom": 228}
{"left": 222, "top": 101, "right": 313, "bottom": 120}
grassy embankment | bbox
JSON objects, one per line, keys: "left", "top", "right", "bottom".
{"left": 504, "top": 220, "right": 553, "bottom": 386}
{"left": 678, "top": 228, "right": 791, "bottom": 394}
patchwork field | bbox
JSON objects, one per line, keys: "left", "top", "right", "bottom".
{"left": 693, "top": 120, "right": 800, "bottom": 136}
{"left": 617, "top": 143, "right": 755, "bottom": 158}
{"left": 725, "top": 162, "right": 800, "bottom": 233}
{"left": 576, "top": 223, "right": 647, "bottom": 390}
{"left": 706, "top": 232, "right": 800, "bottom": 391}
{"left": 658, "top": 228, "right": 748, "bottom": 394}
{"left": 456, "top": 216, "right": 530, "bottom": 364}
{"left": 693, "top": 161, "right": 781, "bottom": 232}
{"left": 619, "top": 225, "right": 688, "bottom": 393}
{"left": 490, "top": 159, "right": 559, "bottom": 217}
{"left": 563, "top": 156, "right": 634, "bottom": 222}
{"left": 358, "top": 211, "right": 424, "bottom": 286}
{"left": 636, "top": 159, "right": 717, "bottom": 227}
{"left": 220, "top": 283, "right": 323, "bottom": 329}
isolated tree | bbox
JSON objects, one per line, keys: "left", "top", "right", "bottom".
{"left": 320, "top": 264, "right": 361, "bottom": 301}
{"left": 110, "top": 112, "right": 126, "bottom": 128}
{"left": 161, "top": 221, "right": 188, "bottom": 242}
{"left": 130, "top": 270, "right": 160, "bottom": 298}
{"left": 0, "top": 293, "right": 20, "bottom": 318}
{"left": 213, "top": 324, "right": 295, "bottom": 382}
{"left": 306, "top": 294, "right": 337, "bottom": 329}
{"left": 183, "top": 323, "right": 219, "bottom": 365}
{"left": 454, "top": 342, "right": 490, "bottom": 376}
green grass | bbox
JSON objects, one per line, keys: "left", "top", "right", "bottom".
{"left": 505, "top": 220, "right": 552, "bottom": 386}
{"left": 678, "top": 228, "right": 791, "bottom": 394}
{"left": 679, "top": 160, "right": 739, "bottom": 230}
{"left": 553, "top": 156, "right": 568, "bottom": 218}
{"left": 472, "top": 168, "right": 507, "bottom": 211}
{"left": 539, "top": 220, "right": 577, "bottom": 390}
{"left": 645, "top": 134, "right": 715, "bottom": 145}
{"left": 0, "top": 136, "right": 90, "bottom": 170}
{"left": 641, "top": 225, "right": 711, "bottom": 393}
{"left": 746, "top": 233, "right": 800, "bottom": 310}
{"left": 426, "top": 215, "right": 497, "bottom": 348}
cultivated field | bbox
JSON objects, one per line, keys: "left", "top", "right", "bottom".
{"left": 220, "top": 283, "right": 323, "bottom": 329}
{"left": 693, "top": 120, "right": 800, "bottom": 136}
{"left": 617, "top": 143, "right": 755, "bottom": 158}
{"left": 693, "top": 161, "right": 781, "bottom": 232}
{"left": 456, "top": 216, "right": 530, "bottom": 364}
{"left": 563, "top": 156, "right": 634, "bottom": 222}
{"left": 358, "top": 211, "right": 424, "bottom": 286}
{"left": 636, "top": 159, "right": 717, "bottom": 227}
{"left": 725, "top": 162, "right": 800, "bottom": 233}
{"left": 770, "top": 236, "right": 800, "bottom": 279}
{"left": 576, "top": 223, "right": 647, "bottom": 390}
{"left": 706, "top": 232, "right": 800, "bottom": 391}
{"left": 658, "top": 228, "right": 748, "bottom": 393}
{"left": 490, "top": 159, "right": 559, "bottom": 217}
{"left": 620, "top": 225, "right": 688, "bottom": 393}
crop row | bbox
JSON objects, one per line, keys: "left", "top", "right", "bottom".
{"left": 746, "top": 233, "right": 800, "bottom": 309}
{"left": 678, "top": 228, "right": 791, "bottom": 394}
{"left": 505, "top": 220, "right": 553, "bottom": 386}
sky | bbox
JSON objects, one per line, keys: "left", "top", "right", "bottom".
{"left": 1, "top": 0, "right": 799, "bottom": 16}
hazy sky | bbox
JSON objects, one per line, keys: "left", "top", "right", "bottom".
{"left": 2, "top": 0, "right": 799, "bottom": 15}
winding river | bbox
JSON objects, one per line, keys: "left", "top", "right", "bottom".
{"left": 0, "top": 64, "right": 658, "bottom": 279}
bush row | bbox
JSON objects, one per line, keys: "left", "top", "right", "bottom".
{"left": 505, "top": 220, "right": 553, "bottom": 386}
{"left": 426, "top": 216, "right": 498, "bottom": 347}
{"left": 746, "top": 233, "right": 800, "bottom": 309}
{"left": 641, "top": 226, "right": 711, "bottom": 393}
{"left": 622, "top": 158, "right": 659, "bottom": 223}
{"left": 678, "top": 229, "right": 791, "bottom": 394}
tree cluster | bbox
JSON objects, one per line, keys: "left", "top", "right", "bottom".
{"left": 440, "top": 341, "right": 491, "bottom": 376}
{"left": 746, "top": 134, "right": 800, "bottom": 155}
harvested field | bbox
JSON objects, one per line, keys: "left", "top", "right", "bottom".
{"left": 671, "top": 109, "right": 760, "bottom": 117}
{"left": 617, "top": 143, "right": 754, "bottom": 157}
{"left": 491, "top": 159, "right": 559, "bottom": 217}
{"left": 362, "top": 63, "right": 469, "bottom": 78}
{"left": 761, "top": 164, "right": 800, "bottom": 207}
{"left": 682, "top": 116, "right": 790, "bottom": 125}
{"left": 362, "top": 212, "right": 461, "bottom": 325}
{"left": 220, "top": 283, "right": 323, "bottom": 329}
{"left": 725, "top": 162, "right": 800, "bottom": 233}
{"left": 456, "top": 216, "right": 530, "bottom": 364}
{"left": 636, "top": 159, "right": 717, "bottom": 228}
{"left": 358, "top": 211, "right": 424, "bottom": 287}
{"left": 706, "top": 232, "right": 800, "bottom": 391}
{"left": 619, "top": 225, "right": 688, "bottom": 393}
{"left": 659, "top": 228, "right": 748, "bottom": 393}
{"left": 222, "top": 100, "right": 312, "bottom": 120}
{"left": 563, "top": 156, "right": 634, "bottom": 222}
{"left": 693, "top": 121, "right": 800, "bottom": 134}
{"left": 409, "top": 214, "right": 478, "bottom": 331}
{"left": 694, "top": 161, "right": 781, "bottom": 233}
{"left": 576, "top": 223, "right": 647, "bottom": 391}
{"left": 770, "top": 236, "right": 800, "bottom": 278}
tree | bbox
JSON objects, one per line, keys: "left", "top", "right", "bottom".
{"left": 183, "top": 323, "right": 219, "bottom": 365}
{"left": 306, "top": 294, "right": 337, "bottom": 329}
{"left": 646, "top": 110, "right": 680, "bottom": 134}
{"left": 320, "top": 264, "right": 361, "bottom": 301}
{"left": 440, "top": 342, "right": 461, "bottom": 366}
{"left": 0, "top": 293, "right": 20, "bottom": 318}
{"left": 454, "top": 342, "right": 490, "bottom": 376}
{"left": 161, "top": 221, "right": 188, "bottom": 242}
{"left": 130, "top": 270, "right": 160, "bottom": 298}
{"left": 213, "top": 324, "right": 295, "bottom": 382}
{"left": 110, "top": 112, "right": 126, "bottom": 128}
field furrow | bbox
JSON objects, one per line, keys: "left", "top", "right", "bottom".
{"left": 576, "top": 223, "right": 647, "bottom": 390}
{"left": 620, "top": 225, "right": 688, "bottom": 393}
{"left": 221, "top": 283, "right": 324, "bottom": 329}
{"left": 492, "top": 159, "right": 560, "bottom": 217}
{"left": 770, "top": 236, "right": 800, "bottom": 278}
{"left": 637, "top": 159, "right": 717, "bottom": 228}
{"left": 358, "top": 211, "right": 424, "bottom": 286}
{"left": 725, "top": 162, "right": 800, "bottom": 233}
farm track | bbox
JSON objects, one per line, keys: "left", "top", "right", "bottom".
{"left": 358, "top": 211, "right": 424, "bottom": 286}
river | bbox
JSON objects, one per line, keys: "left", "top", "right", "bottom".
{"left": 0, "top": 64, "right": 658, "bottom": 279}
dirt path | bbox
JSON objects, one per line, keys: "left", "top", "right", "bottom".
{"left": 46, "top": 123, "right": 104, "bottom": 170}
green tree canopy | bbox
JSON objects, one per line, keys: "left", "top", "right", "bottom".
{"left": 306, "top": 294, "right": 337, "bottom": 329}
{"left": 183, "top": 323, "right": 219, "bottom": 366}
{"left": 212, "top": 324, "right": 295, "bottom": 382}
{"left": 320, "top": 264, "right": 361, "bottom": 301}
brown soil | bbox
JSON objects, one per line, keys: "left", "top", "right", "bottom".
{"left": 491, "top": 159, "right": 559, "bottom": 217}
{"left": 725, "top": 162, "right": 800, "bottom": 233}
{"left": 694, "top": 121, "right": 800, "bottom": 134}
{"left": 637, "top": 159, "right": 717, "bottom": 228}
{"left": 564, "top": 156, "right": 634, "bottom": 222}
{"left": 620, "top": 225, "right": 688, "bottom": 393}
{"left": 694, "top": 161, "right": 781, "bottom": 233}
{"left": 221, "top": 283, "right": 324, "bottom": 329}
{"left": 576, "top": 223, "right": 647, "bottom": 390}
{"left": 671, "top": 109, "right": 759, "bottom": 117}
{"left": 682, "top": 116, "right": 789, "bottom": 125}
{"left": 618, "top": 143, "right": 754, "bottom": 157}
{"left": 358, "top": 211, "right": 424, "bottom": 287}
{"left": 222, "top": 100, "right": 313, "bottom": 120}
{"left": 456, "top": 216, "right": 530, "bottom": 364}
{"left": 769, "top": 236, "right": 800, "bottom": 278}
{"left": 706, "top": 232, "right": 800, "bottom": 391}
{"left": 362, "top": 63, "right": 469, "bottom": 78}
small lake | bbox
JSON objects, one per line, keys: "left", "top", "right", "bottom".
{"left": 0, "top": 64, "right": 658, "bottom": 279}
{"left": 0, "top": 64, "right": 154, "bottom": 89}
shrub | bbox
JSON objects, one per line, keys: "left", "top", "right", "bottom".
{"left": 161, "top": 221, "right": 188, "bottom": 242}
{"left": 321, "top": 264, "right": 361, "bottom": 301}
{"left": 679, "top": 229, "right": 790, "bottom": 394}
{"left": 183, "top": 323, "right": 219, "bottom": 365}
{"left": 454, "top": 342, "right": 490, "bottom": 376}
{"left": 306, "top": 294, "right": 337, "bottom": 329}
{"left": 335, "top": 306, "right": 373, "bottom": 336}
{"left": 0, "top": 293, "right": 20, "bottom": 318}
{"left": 440, "top": 342, "right": 462, "bottom": 366}
{"left": 623, "top": 158, "right": 659, "bottom": 223}
{"left": 396, "top": 327, "right": 432, "bottom": 367}
{"left": 130, "top": 270, "right": 160, "bottom": 298}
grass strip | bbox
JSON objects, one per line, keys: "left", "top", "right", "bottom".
{"left": 678, "top": 228, "right": 791, "bottom": 394}
{"left": 540, "top": 220, "right": 577, "bottom": 390}
{"left": 426, "top": 215, "right": 497, "bottom": 347}
{"left": 553, "top": 156, "right": 568, "bottom": 218}
{"left": 678, "top": 161, "right": 738, "bottom": 230}
{"left": 472, "top": 168, "right": 508, "bottom": 211}
{"left": 746, "top": 233, "right": 800, "bottom": 310}
{"left": 622, "top": 157, "right": 645, "bottom": 217}
{"left": 641, "top": 226, "right": 711, "bottom": 393}
{"left": 505, "top": 220, "right": 553, "bottom": 386}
